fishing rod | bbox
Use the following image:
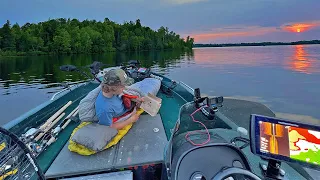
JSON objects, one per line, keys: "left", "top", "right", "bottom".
{"left": 20, "top": 102, "right": 80, "bottom": 156}
{"left": 46, "top": 107, "right": 79, "bottom": 145}
{"left": 32, "top": 107, "right": 80, "bottom": 156}
{"left": 21, "top": 101, "right": 73, "bottom": 143}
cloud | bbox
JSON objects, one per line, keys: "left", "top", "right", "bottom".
{"left": 185, "top": 20, "right": 320, "bottom": 43}
{"left": 281, "top": 20, "right": 320, "bottom": 33}
{"left": 187, "top": 26, "right": 279, "bottom": 43}
{"left": 162, "top": 0, "right": 208, "bottom": 4}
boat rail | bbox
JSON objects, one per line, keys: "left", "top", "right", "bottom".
{"left": 179, "top": 81, "right": 194, "bottom": 94}
{"left": 50, "top": 82, "right": 88, "bottom": 101}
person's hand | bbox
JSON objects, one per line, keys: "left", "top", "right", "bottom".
{"left": 135, "top": 97, "right": 145, "bottom": 108}
{"left": 130, "top": 113, "right": 140, "bottom": 123}
{"left": 136, "top": 97, "right": 144, "bottom": 102}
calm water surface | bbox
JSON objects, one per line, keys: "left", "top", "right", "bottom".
{"left": 1, "top": 45, "right": 320, "bottom": 125}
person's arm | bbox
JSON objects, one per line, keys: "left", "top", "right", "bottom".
{"left": 111, "top": 113, "right": 140, "bottom": 130}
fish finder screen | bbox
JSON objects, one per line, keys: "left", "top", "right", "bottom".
{"left": 258, "top": 121, "right": 320, "bottom": 165}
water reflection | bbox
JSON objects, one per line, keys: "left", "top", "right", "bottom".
{"left": 193, "top": 45, "right": 320, "bottom": 74}
{"left": 290, "top": 45, "right": 311, "bottom": 73}
{"left": 193, "top": 47, "right": 272, "bottom": 67}
{"left": 288, "top": 45, "right": 317, "bottom": 74}
{"left": 0, "top": 50, "right": 192, "bottom": 92}
{"left": 0, "top": 50, "right": 193, "bottom": 123}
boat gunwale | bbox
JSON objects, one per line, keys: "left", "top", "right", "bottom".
{"left": 3, "top": 82, "right": 89, "bottom": 130}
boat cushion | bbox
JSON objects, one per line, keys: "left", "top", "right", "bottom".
{"left": 68, "top": 109, "right": 144, "bottom": 155}
{"left": 68, "top": 122, "right": 132, "bottom": 155}
{"left": 71, "top": 123, "right": 118, "bottom": 151}
{"left": 78, "top": 85, "right": 101, "bottom": 122}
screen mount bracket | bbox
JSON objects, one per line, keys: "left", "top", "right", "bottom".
{"left": 260, "top": 159, "right": 285, "bottom": 180}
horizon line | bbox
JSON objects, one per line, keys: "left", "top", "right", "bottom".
{"left": 194, "top": 39, "right": 320, "bottom": 45}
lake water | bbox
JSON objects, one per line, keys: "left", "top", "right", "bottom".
{"left": 1, "top": 45, "right": 320, "bottom": 125}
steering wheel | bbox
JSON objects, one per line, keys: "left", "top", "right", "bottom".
{"left": 212, "top": 167, "right": 261, "bottom": 180}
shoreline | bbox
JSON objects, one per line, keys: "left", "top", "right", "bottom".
{"left": 194, "top": 40, "right": 320, "bottom": 48}
{"left": 0, "top": 48, "right": 192, "bottom": 58}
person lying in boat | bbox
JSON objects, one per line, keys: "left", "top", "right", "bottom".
{"left": 95, "top": 69, "right": 143, "bottom": 130}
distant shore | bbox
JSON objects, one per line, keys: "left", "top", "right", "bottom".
{"left": 194, "top": 40, "right": 320, "bottom": 48}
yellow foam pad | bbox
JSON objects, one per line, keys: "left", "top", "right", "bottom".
{"left": 68, "top": 108, "right": 144, "bottom": 156}
{"left": 0, "top": 142, "right": 6, "bottom": 152}
{"left": 0, "top": 168, "right": 18, "bottom": 180}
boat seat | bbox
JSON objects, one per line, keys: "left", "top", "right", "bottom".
{"left": 45, "top": 114, "right": 167, "bottom": 179}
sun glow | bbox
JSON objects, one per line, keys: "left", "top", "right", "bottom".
{"left": 282, "top": 23, "right": 316, "bottom": 33}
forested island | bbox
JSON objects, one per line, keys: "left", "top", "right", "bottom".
{"left": 0, "top": 18, "right": 194, "bottom": 56}
{"left": 194, "top": 40, "right": 320, "bottom": 48}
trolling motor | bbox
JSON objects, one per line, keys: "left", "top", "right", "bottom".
{"left": 121, "top": 60, "right": 152, "bottom": 80}
{"left": 59, "top": 64, "right": 92, "bottom": 79}
{"left": 194, "top": 88, "right": 223, "bottom": 120}
{"left": 128, "top": 60, "right": 141, "bottom": 68}
{"left": 120, "top": 60, "right": 140, "bottom": 72}
{"left": 60, "top": 62, "right": 107, "bottom": 83}
{"left": 59, "top": 65, "right": 77, "bottom": 72}
{"left": 89, "top": 61, "right": 104, "bottom": 75}
{"left": 88, "top": 61, "right": 113, "bottom": 83}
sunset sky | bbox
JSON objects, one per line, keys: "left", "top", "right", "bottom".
{"left": 1, "top": 0, "right": 319, "bottom": 43}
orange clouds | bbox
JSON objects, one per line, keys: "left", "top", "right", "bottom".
{"left": 281, "top": 21, "right": 320, "bottom": 33}
{"left": 186, "top": 20, "right": 320, "bottom": 43}
{"left": 189, "top": 26, "right": 278, "bottom": 43}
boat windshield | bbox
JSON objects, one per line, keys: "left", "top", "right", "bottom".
{"left": 169, "top": 101, "right": 318, "bottom": 180}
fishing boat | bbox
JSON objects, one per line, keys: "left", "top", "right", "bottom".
{"left": 1, "top": 60, "right": 318, "bottom": 180}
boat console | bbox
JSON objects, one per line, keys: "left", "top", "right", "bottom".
{"left": 165, "top": 100, "right": 260, "bottom": 180}
{"left": 165, "top": 90, "right": 320, "bottom": 180}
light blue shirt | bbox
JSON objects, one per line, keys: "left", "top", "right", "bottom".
{"left": 95, "top": 91, "right": 127, "bottom": 126}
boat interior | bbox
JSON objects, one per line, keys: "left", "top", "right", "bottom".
{"left": 3, "top": 67, "right": 316, "bottom": 180}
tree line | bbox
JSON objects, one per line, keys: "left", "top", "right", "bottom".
{"left": 194, "top": 40, "right": 320, "bottom": 48}
{"left": 0, "top": 18, "right": 194, "bottom": 56}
